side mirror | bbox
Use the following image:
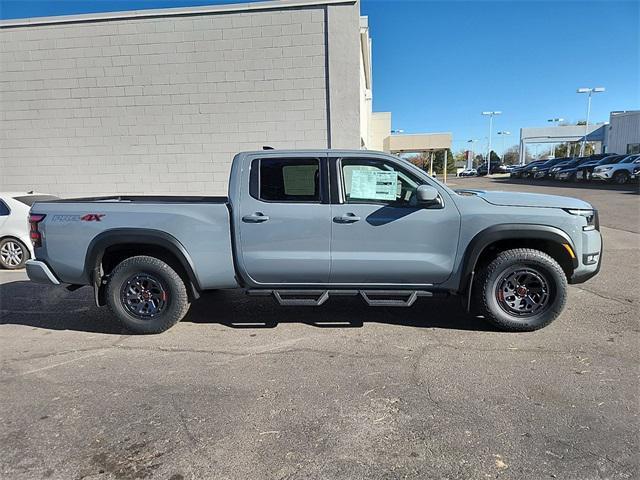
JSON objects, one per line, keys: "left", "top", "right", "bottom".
{"left": 416, "top": 185, "right": 439, "bottom": 204}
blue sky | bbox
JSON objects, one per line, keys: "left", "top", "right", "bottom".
{"left": 1, "top": 0, "right": 638, "bottom": 154}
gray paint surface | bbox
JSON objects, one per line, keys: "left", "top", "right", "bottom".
{"left": 33, "top": 200, "right": 237, "bottom": 289}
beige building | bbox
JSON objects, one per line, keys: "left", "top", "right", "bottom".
{"left": 368, "top": 111, "right": 452, "bottom": 156}
{"left": 0, "top": 0, "right": 375, "bottom": 196}
{"left": 607, "top": 110, "right": 640, "bottom": 155}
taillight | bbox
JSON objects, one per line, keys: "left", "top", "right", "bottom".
{"left": 29, "top": 214, "right": 46, "bottom": 248}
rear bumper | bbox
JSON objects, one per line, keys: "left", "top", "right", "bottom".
{"left": 25, "top": 260, "right": 60, "bottom": 285}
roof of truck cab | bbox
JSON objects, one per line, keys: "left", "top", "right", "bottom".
{"left": 238, "top": 149, "right": 395, "bottom": 156}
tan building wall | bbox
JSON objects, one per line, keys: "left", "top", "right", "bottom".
{"left": 0, "top": 0, "right": 362, "bottom": 197}
{"left": 369, "top": 111, "right": 390, "bottom": 151}
{"left": 385, "top": 132, "right": 452, "bottom": 153}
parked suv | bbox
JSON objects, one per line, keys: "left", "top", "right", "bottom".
{"left": 592, "top": 154, "right": 640, "bottom": 184}
{"left": 574, "top": 154, "right": 625, "bottom": 181}
{"left": 477, "top": 161, "right": 507, "bottom": 176}
{"left": 530, "top": 158, "right": 571, "bottom": 179}
{"left": 550, "top": 157, "right": 600, "bottom": 180}
{"left": 510, "top": 160, "right": 545, "bottom": 179}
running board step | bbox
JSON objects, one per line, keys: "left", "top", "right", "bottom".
{"left": 360, "top": 290, "right": 430, "bottom": 307}
{"left": 246, "top": 289, "right": 439, "bottom": 307}
{"left": 273, "top": 290, "right": 330, "bottom": 306}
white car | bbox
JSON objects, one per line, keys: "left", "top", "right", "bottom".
{"left": 0, "top": 192, "right": 58, "bottom": 269}
{"left": 592, "top": 154, "right": 640, "bottom": 184}
{"left": 458, "top": 168, "right": 477, "bottom": 177}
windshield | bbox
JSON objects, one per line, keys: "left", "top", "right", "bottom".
{"left": 597, "top": 156, "right": 622, "bottom": 165}
{"left": 621, "top": 155, "right": 639, "bottom": 163}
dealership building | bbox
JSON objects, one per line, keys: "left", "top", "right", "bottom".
{"left": 0, "top": 0, "right": 386, "bottom": 196}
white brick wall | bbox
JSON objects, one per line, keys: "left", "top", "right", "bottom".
{"left": 0, "top": 6, "right": 335, "bottom": 196}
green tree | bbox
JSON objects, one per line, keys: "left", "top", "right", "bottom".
{"left": 407, "top": 149, "right": 456, "bottom": 175}
{"left": 502, "top": 146, "right": 520, "bottom": 165}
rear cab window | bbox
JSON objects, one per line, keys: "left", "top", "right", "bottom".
{"left": 250, "top": 158, "right": 322, "bottom": 203}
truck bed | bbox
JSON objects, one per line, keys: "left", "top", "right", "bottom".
{"left": 31, "top": 198, "right": 237, "bottom": 290}
{"left": 45, "top": 195, "right": 229, "bottom": 204}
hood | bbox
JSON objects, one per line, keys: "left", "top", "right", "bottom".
{"left": 457, "top": 190, "right": 592, "bottom": 209}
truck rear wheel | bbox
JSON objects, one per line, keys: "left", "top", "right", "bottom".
{"left": 474, "top": 248, "right": 567, "bottom": 332}
{"left": 106, "top": 255, "right": 190, "bottom": 334}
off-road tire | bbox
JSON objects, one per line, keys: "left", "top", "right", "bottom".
{"left": 0, "top": 238, "right": 29, "bottom": 269}
{"left": 612, "top": 171, "right": 629, "bottom": 185}
{"left": 106, "top": 255, "right": 190, "bottom": 334}
{"left": 474, "top": 248, "right": 567, "bottom": 332}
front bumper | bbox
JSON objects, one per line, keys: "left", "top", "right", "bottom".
{"left": 25, "top": 260, "right": 60, "bottom": 285}
{"left": 568, "top": 229, "right": 603, "bottom": 284}
{"left": 592, "top": 170, "right": 613, "bottom": 180}
{"left": 556, "top": 171, "right": 573, "bottom": 180}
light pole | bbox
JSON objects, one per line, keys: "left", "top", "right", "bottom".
{"left": 547, "top": 118, "right": 564, "bottom": 158}
{"left": 466, "top": 139, "right": 478, "bottom": 169}
{"left": 497, "top": 131, "right": 511, "bottom": 161}
{"left": 577, "top": 87, "right": 605, "bottom": 156}
{"left": 482, "top": 111, "right": 501, "bottom": 166}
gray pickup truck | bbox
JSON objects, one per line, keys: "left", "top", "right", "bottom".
{"left": 26, "top": 150, "right": 602, "bottom": 334}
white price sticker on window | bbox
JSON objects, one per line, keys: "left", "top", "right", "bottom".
{"left": 350, "top": 170, "right": 398, "bottom": 201}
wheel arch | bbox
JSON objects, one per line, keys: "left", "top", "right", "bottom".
{"left": 459, "top": 224, "right": 578, "bottom": 295}
{"left": 85, "top": 228, "right": 201, "bottom": 304}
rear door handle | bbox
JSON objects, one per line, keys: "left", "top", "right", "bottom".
{"left": 242, "top": 212, "right": 270, "bottom": 223}
{"left": 333, "top": 213, "right": 361, "bottom": 223}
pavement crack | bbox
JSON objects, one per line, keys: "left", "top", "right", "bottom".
{"left": 570, "top": 285, "right": 635, "bottom": 306}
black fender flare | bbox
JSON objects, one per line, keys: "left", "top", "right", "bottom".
{"left": 459, "top": 223, "right": 578, "bottom": 294}
{"left": 85, "top": 228, "right": 201, "bottom": 302}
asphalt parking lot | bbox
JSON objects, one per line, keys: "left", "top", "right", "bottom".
{"left": 1, "top": 178, "right": 638, "bottom": 480}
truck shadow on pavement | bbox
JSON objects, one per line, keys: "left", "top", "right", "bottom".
{"left": 0, "top": 280, "right": 496, "bottom": 334}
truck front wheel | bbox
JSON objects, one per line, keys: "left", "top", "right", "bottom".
{"left": 474, "top": 248, "right": 567, "bottom": 331}
{"left": 106, "top": 255, "right": 190, "bottom": 334}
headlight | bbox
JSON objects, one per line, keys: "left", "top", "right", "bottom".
{"left": 565, "top": 208, "right": 598, "bottom": 231}
{"left": 598, "top": 166, "right": 613, "bottom": 171}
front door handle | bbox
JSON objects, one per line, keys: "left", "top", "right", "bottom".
{"left": 242, "top": 212, "right": 270, "bottom": 223}
{"left": 333, "top": 213, "right": 361, "bottom": 224}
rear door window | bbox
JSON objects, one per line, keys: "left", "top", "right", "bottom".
{"left": 251, "top": 158, "right": 321, "bottom": 203}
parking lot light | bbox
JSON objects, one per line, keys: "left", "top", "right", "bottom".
{"left": 482, "top": 111, "right": 502, "bottom": 166}
{"left": 577, "top": 87, "right": 605, "bottom": 156}
{"left": 547, "top": 118, "right": 565, "bottom": 157}
{"left": 497, "top": 131, "right": 511, "bottom": 159}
